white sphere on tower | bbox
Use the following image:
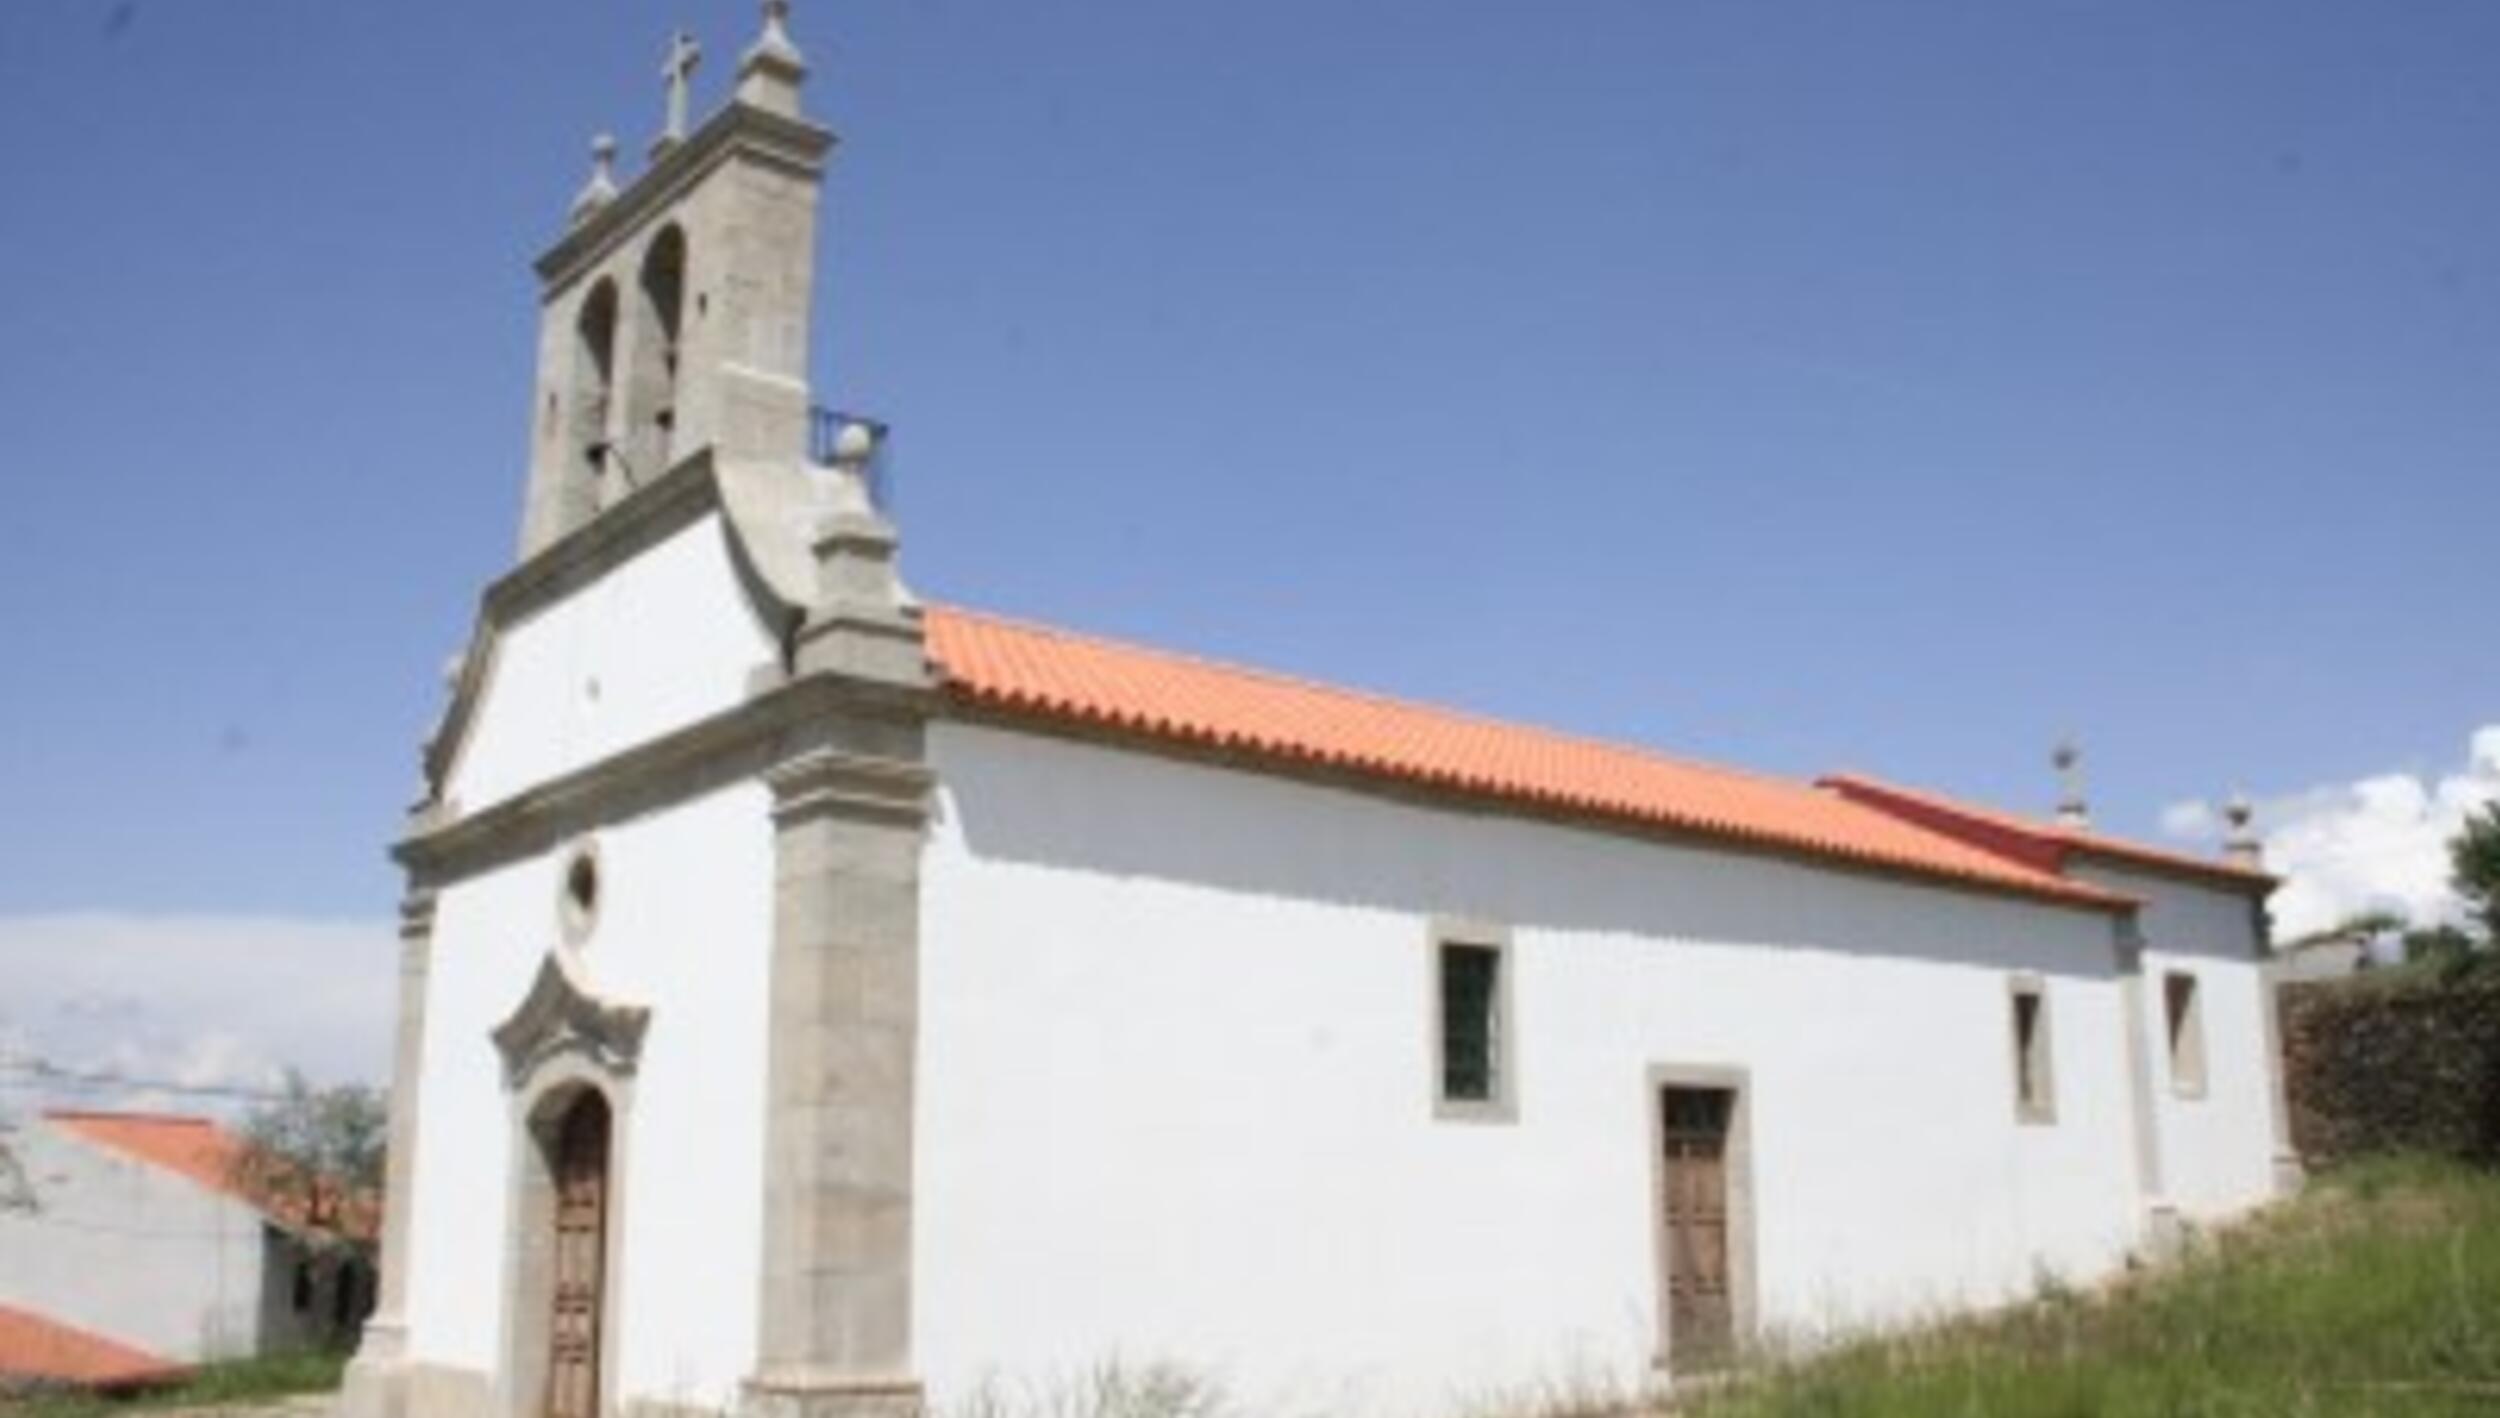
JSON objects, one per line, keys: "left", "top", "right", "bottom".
{"left": 832, "top": 421, "right": 877, "bottom": 464}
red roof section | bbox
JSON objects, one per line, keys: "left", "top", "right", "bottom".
{"left": 45, "top": 1111, "right": 377, "bottom": 1242}
{"left": 0, "top": 1304, "right": 182, "bottom": 1388}
{"left": 46, "top": 1112, "right": 248, "bottom": 1202}
{"left": 1820, "top": 774, "right": 2276, "bottom": 894}
{"left": 923, "top": 606, "right": 2132, "bottom": 912}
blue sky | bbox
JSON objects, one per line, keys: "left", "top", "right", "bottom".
{"left": 0, "top": 0, "right": 2493, "bottom": 934}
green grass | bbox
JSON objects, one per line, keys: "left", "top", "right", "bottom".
{"left": 1684, "top": 1155, "right": 2500, "bottom": 1418}
{"left": 12, "top": 1160, "right": 2498, "bottom": 1418}
{"left": 0, "top": 1350, "right": 346, "bottom": 1418}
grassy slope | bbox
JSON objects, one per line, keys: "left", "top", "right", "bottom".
{"left": 1687, "top": 1157, "right": 2500, "bottom": 1418}
{"left": 6, "top": 1162, "right": 2496, "bottom": 1418}
{"left": 0, "top": 1351, "right": 345, "bottom": 1418}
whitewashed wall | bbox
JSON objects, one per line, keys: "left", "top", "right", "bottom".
{"left": 2071, "top": 863, "right": 2281, "bottom": 1221}
{"left": 916, "top": 724, "right": 2152, "bottom": 1417}
{"left": 0, "top": 1120, "right": 270, "bottom": 1362}
{"left": 408, "top": 743, "right": 776, "bottom": 1404}
{"left": 409, "top": 502, "right": 782, "bottom": 1407}
{"left": 447, "top": 511, "right": 780, "bottom": 814}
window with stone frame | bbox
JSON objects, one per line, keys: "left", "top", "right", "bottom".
{"left": 2164, "top": 970, "right": 2207, "bottom": 1098}
{"left": 1437, "top": 937, "right": 1510, "bottom": 1115}
{"left": 2010, "top": 977, "right": 2056, "bottom": 1125}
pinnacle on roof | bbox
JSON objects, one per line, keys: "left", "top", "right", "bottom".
{"left": 2053, "top": 736, "right": 2090, "bottom": 829}
{"left": 567, "top": 134, "right": 619, "bottom": 227}
{"left": 2224, "top": 791, "right": 2262, "bottom": 867}
{"left": 738, "top": 0, "right": 810, "bottom": 116}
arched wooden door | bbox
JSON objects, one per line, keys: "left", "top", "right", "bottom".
{"left": 546, "top": 1091, "right": 611, "bottom": 1418}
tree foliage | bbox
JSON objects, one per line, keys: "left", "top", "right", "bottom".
{"left": 2403, "top": 923, "right": 2481, "bottom": 980}
{"left": 233, "top": 1070, "right": 386, "bottom": 1251}
{"left": 2453, "top": 801, "right": 2500, "bottom": 944}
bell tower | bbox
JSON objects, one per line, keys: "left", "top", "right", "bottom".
{"left": 516, "top": 1, "right": 832, "bottom": 558}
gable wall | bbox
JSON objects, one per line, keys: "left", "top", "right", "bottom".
{"left": 2070, "top": 862, "right": 2284, "bottom": 1220}
{"left": 400, "top": 778, "right": 774, "bottom": 1412}
{"left": 446, "top": 511, "right": 779, "bottom": 815}
{"left": 0, "top": 1121, "right": 269, "bottom": 1363}
{"left": 915, "top": 722, "right": 2150, "bottom": 1414}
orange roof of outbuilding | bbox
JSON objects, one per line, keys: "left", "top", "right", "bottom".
{"left": 0, "top": 1304, "right": 182, "bottom": 1388}
{"left": 45, "top": 1111, "right": 377, "bottom": 1242}
{"left": 46, "top": 1112, "right": 248, "bottom": 1203}
{"left": 923, "top": 606, "right": 2133, "bottom": 912}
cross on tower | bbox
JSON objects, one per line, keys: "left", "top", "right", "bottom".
{"left": 656, "top": 30, "right": 702, "bottom": 157}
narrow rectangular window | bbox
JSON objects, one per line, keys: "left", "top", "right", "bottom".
{"left": 2165, "top": 971, "right": 2207, "bottom": 1098}
{"left": 2010, "top": 977, "right": 2055, "bottom": 1124}
{"left": 1431, "top": 924, "right": 1515, "bottom": 1121}
{"left": 1440, "top": 943, "right": 1501, "bottom": 1103}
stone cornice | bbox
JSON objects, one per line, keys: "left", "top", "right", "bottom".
{"left": 484, "top": 450, "right": 742, "bottom": 627}
{"left": 535, "top": 101, "right": 836, "bottom": 297}
{"left": 397, "top": 890, "right": 438, "bottom": 942}
{"left": 767, "top": 748, "right": 933, "bottom": 828}
{"left": 400, "top": 669, "right": 933, "bottom": 887}
{"left": 422, "top": 449, "right": 805, "bottom": 798}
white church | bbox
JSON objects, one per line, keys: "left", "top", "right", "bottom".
{"left": 342, "top": 8, "right": 2300, "bottom": 1417}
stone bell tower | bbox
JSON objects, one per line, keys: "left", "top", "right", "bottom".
{"left": 516, "top": 0, "right": 829, "bottom": 558}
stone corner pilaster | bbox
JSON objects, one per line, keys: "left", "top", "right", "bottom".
{"left": 752, "top": 699, "right": 933, "bottom": 1408}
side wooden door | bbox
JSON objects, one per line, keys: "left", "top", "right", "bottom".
{"left": 1660, "top": 1086, "right": 1735, "bottom": 1372}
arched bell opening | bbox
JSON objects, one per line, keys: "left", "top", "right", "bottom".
{"left": 621, "top": 225, "right": 688, "bottom": 485}
{"left": 565, "top": 279, "right": 621, "bottom": 525}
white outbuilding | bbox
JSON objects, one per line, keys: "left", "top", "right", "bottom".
{"left": 342, "top": 10, "right": 2298, "bottom": 1418}
{"left": 0, "top": 1111, "right": 368, "bottom": 1386}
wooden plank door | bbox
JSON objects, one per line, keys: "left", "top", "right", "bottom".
{"left": 1660, "top": 1086, "right": 1735, "bottom": 1372}
{"left": 547, "top": 1093, "right": 611, "bottom": 1418}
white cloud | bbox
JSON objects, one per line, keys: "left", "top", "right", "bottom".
{"left": 2159, "top": 799, "right": 2218, "bottom": 841}
{"left": 2164, "top": 725, "right": 2500, "bottom": 942}
{"left": 0, "top": 914, "right": 394, "bottom": 1121}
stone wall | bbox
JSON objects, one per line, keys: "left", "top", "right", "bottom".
{"left": 2279, "top": 973, "right": 2500, "bottom": 1167}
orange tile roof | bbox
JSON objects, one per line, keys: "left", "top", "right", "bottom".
{"left": 923, "top": 606, "right": 2133, "bottom": 912}
{"left": 1820, "top": 774, "right": 2276, "bottom": 894}
{"left": 0, "top": 1304, "right": 182, "bottom": 1388}
{"left": 46, "top": 1112, "right": 248, "bottom": 1202}
{"left": 45, "top": 1111, "right": 377, "bottom": 1242}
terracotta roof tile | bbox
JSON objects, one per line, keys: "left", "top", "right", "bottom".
{"left": 45, "top": 1112, "right": 377, "bottom": 1242}
{"left": 45, "top": 1112, "right": 247, "bottom": 1202}
{"left": 923, "top": 606, "right": 2132, "bottom": 912}
{"left": 1820, "top": 774, "right": 2276, "bottom": 893}
{"left": 0, "top": 1304, "right": 182, "bottom": 1388}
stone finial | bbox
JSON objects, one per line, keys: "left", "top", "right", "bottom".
{"left": 826, "top": 417, "right": 877, "bottom": 472}
{"left": 653, "top": 30, "right": 703, "bottom": 161}
{"left": 2053, "top": 737, "right": 2090, "bottom": 829}
{"left": 792, "top": 418, "right": 927, "bottom": 686}
{"left": 2223, "top": 792, "right": 2262, "bottom": 867}
{"left": 568, "top": 134, "right": 620, "bottom": 227}
{"left": 738, "top": 0, "right": 809, "bottom": 116}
